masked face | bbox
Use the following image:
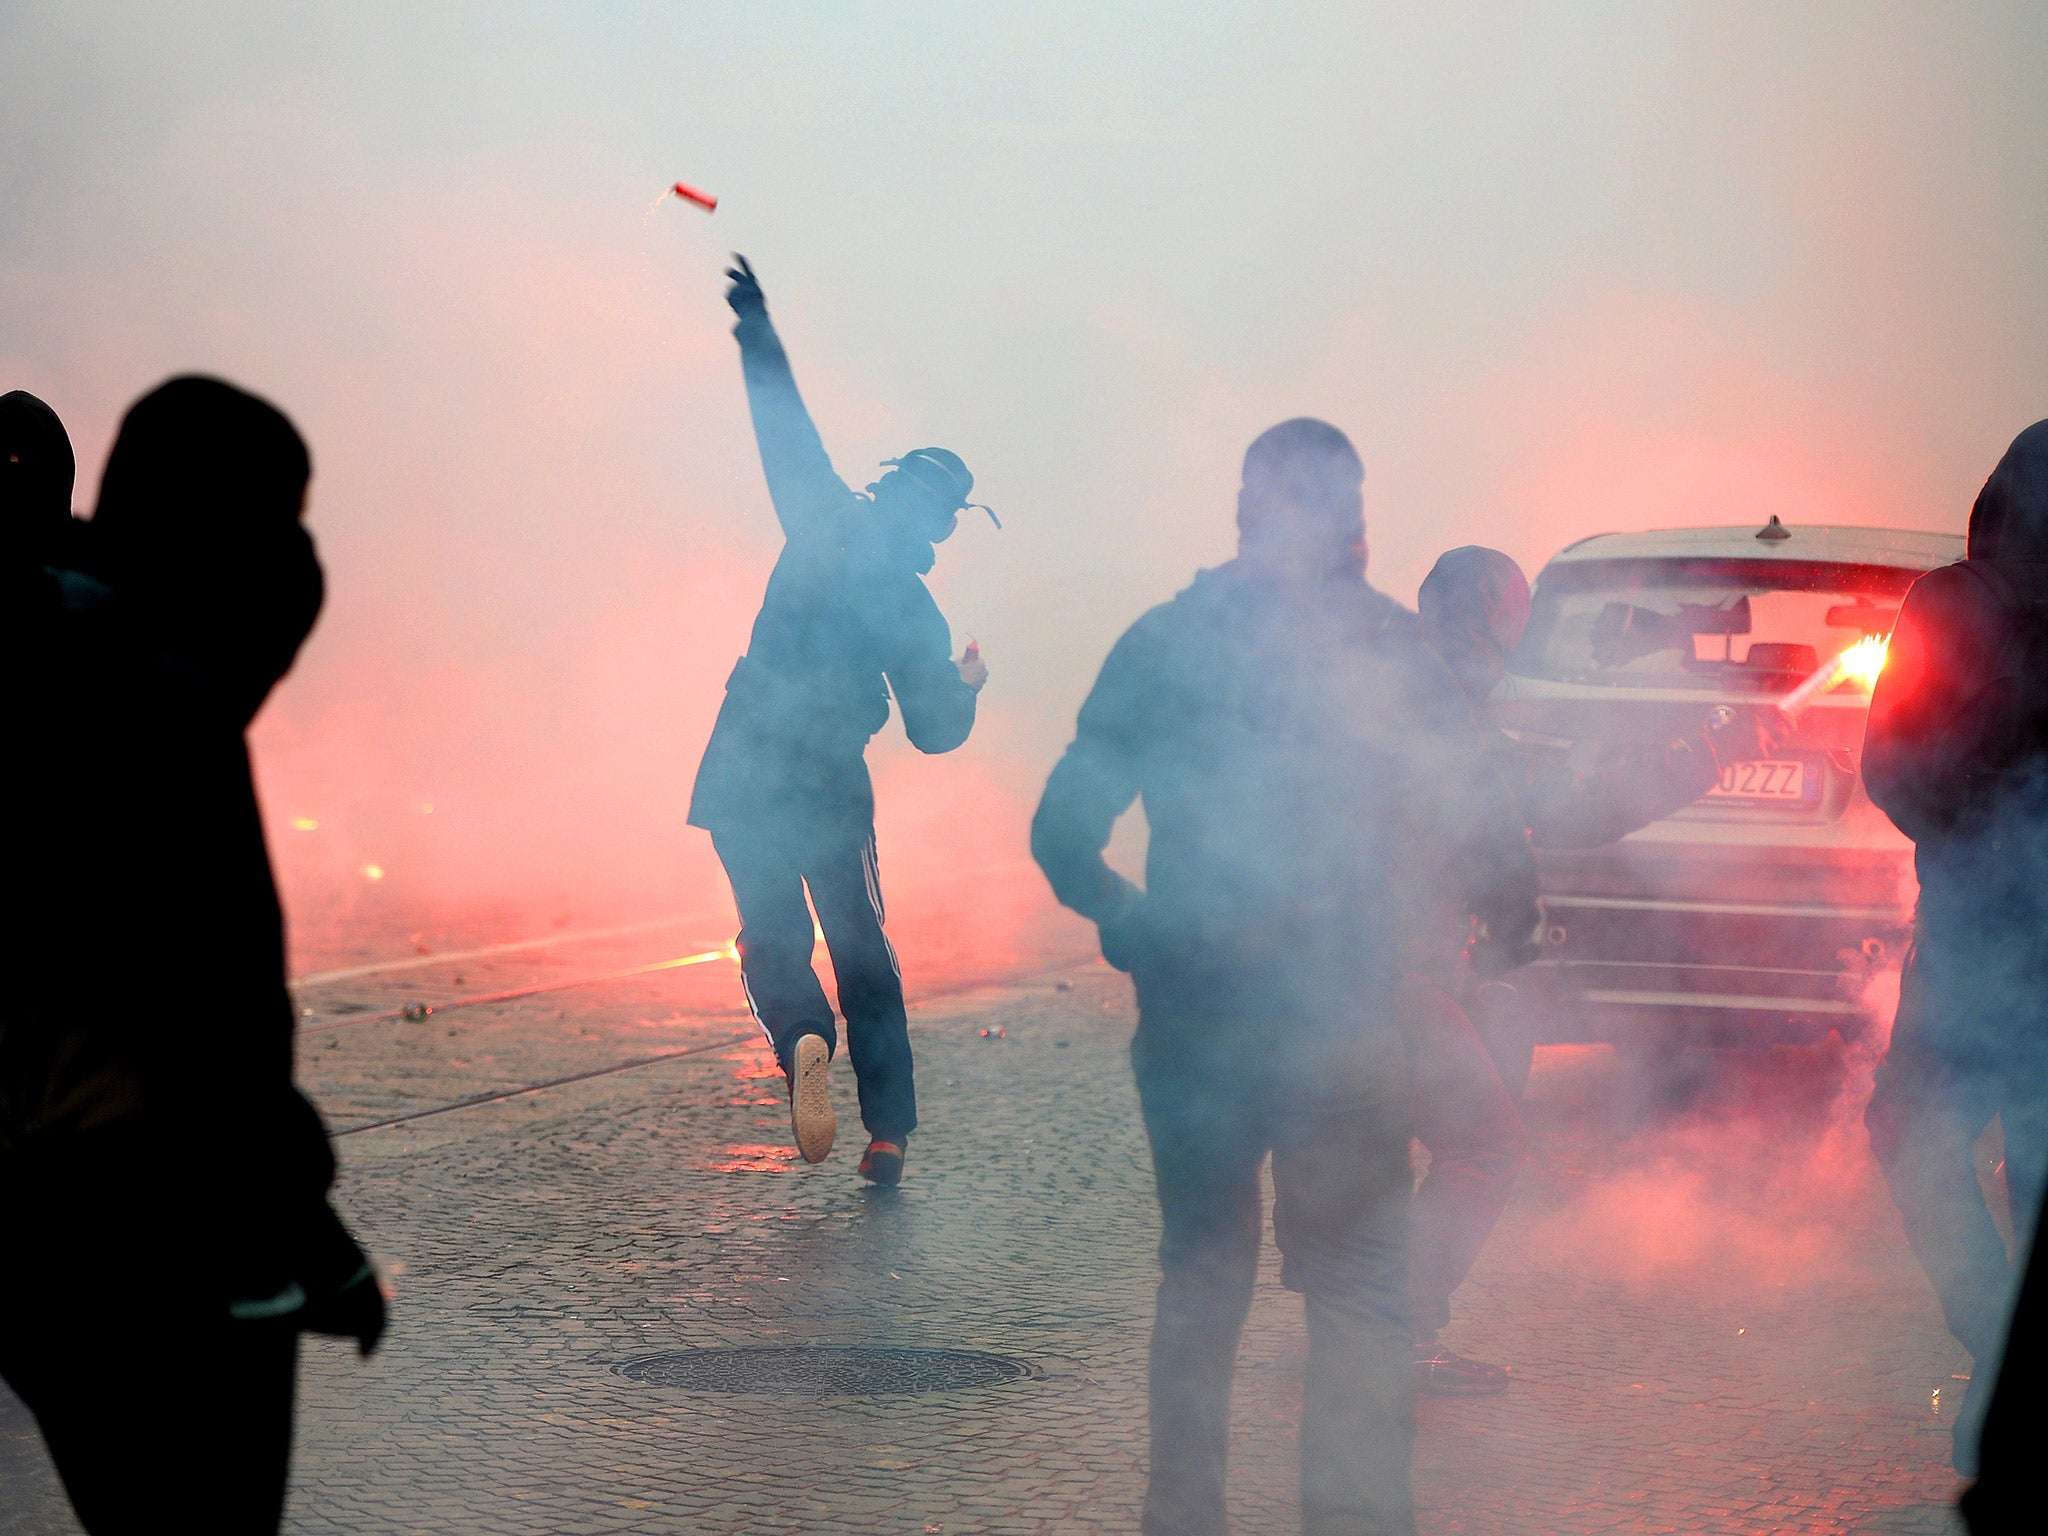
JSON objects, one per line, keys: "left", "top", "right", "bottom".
{"left": 872, "top": 469, "right": 959, "bottom": 545}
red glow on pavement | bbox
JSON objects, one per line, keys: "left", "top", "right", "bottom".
{"left": 709, "top": 1144, "right": 796, "bottom": 1173}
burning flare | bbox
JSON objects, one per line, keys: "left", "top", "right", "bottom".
{"left": 1778, "top": 634, "right": 1890, "bottom": 718}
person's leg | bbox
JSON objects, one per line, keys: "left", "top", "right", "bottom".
{"left": 712, "top": 829, "right": 838, "bottom": 1070}
{"left": 1866, "top": 952, "right": 2009, "bottom": 1363}
{"left": 805, "top": 831, "right": 916, "bottom": 1143}
{"left": 1273, "top": 1030, "right": 1417, "bottom": 1536}
{"left": 1465, "top": 977, "right": 1538, "bottom": 1103}
{"left": 1133, "top": 1026, "right": 1264, "bottom": 1536}
{"left": 9, "top": 1308, "right": 298, "bottom": 1536}
{"left": 1403, "top": 978, "right": 1527, "bottom": 1352}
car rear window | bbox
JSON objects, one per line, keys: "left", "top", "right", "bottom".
{"left": 1514, "top": 557, "right": 1925, "bottom": 692}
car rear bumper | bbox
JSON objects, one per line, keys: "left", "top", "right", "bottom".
{"left": 1522, "top": 889, "right": 1911, "bottom": 1047}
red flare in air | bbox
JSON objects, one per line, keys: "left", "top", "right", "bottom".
{"left": 671, "top": 181, "right": 717, "bottom": 213}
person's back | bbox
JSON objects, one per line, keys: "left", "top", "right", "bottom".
{"left": 1033, "top": 419, "right": 1531, "bottom": 1536}
{"left": 1038, "top": 555, "right": 1460, "bottom": 1022}
{"left": 1861, "top": 418, "right": 2048, "bottom": 1478}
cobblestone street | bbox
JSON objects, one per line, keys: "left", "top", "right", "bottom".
{"left": 3, "top": 921, "right": 1973, "bottom": 1534}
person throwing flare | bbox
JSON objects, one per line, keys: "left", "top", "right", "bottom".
{"left": 689, "top": 256, "right": 989, "bottom": 1186}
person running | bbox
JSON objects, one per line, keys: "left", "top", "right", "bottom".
{"left": 690, "top": 257, "right": 989, "bottom": 1186}
{"left": 1033, "top": 420, "right": 1534, "bottom": 1536}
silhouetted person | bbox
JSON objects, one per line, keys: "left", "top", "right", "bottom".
{"left": 1033, "top": 421, "right": 1534, "bottom": 1536}
{"left": 0, "top": 377, "right": 383, "bottom": 1536}
{"left": 689, "top": 257, "right": 988, "bottom": 1186}
{"left": 1404, "top": 545, "right": 1773, "bottom": 1395}
{"left": 1864, "top": 419, "right": 2048, "bottom": 1476}
{"left": 1, "top": 389, "right": 78, "bottom": 573}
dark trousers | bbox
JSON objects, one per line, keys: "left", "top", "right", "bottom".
{"left": 2, "top": 1319, "right": 297, "bottom": 1536}
{"left": 1132, "top": 1009, "right": 1415, "bottom": 1536}
{"left": 1403, "top": 977, "right": 1527, "bottom": 1340}
{"left": 712, "top": 827, "right": 917, "bottom": 1141}
{"left": 0, "top": 1147, "right": 299, "bottom": 1535}
{"left": 1866, "top": 944, "right": 2048, "bottom": 1473}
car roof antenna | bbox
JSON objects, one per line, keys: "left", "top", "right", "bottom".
{"left": 1756, "top": 515, "right": 1792, "bottom": 542}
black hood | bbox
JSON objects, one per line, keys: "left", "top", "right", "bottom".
{"left": 92, "top": 375, "right": 322, "bottom": 723}
{"left": 1, "top": 389, "right": 76, "bottom": 566}
{"left": 1417, "top": 545, "right": 1530, "bottom": 703}
{"left": 1967, "top": 419, "right": 2048, "bottom": 563}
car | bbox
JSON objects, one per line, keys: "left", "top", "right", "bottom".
{"left": 1491, "top": 518, "right": 1965, "bottom": 1063}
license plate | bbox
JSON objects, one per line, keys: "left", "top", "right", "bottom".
{"left": 1706, "top": 758, "right": 1810, "bottom": 802}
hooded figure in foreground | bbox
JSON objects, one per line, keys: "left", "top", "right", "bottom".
{"left": 1, "top": 389, "right": 78, "bottom": 575}
{"left": 1862, "top": 419, "right": 2048, "bottom": 1480}
{"left": 1403, "top": 546, "right": 1773, "bottom": 1396}
{"left": 0, "top": 377, "right": 382, "bottom": 1536}
{"left": 689, "top": 257, "right": 988, "bottom": 1186}
{"left": 1032, "top": 421, "right": 1535, "bottom": 1536}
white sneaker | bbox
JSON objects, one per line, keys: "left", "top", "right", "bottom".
{"left": 788, "top": 1033, "right": 836, "bottom": 1164}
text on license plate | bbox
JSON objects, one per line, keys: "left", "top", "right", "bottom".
{"left": 1707, "top": 759, "right": 1808, "bottom": 800}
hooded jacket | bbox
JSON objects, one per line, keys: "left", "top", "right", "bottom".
{"left": 1419, "top": 546, "right": 1724, "bottom": 855}
{"left": 1, "top": 390, "right": 77, "bottom": 573}
{"left": 688, "top": 309, "right": 978, "bottom": 842}
{"left": 1032, "top": 559, "right": 1536, "bottom": 1021}
{"left": 5, "top": 378, "right": 340, "bottom": 1295}
{"left": 1865, "top": 421, "right": 2048, "bottom": 873}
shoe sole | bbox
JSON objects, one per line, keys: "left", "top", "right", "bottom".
{"left": 789, "top": 1035, "right": 835, "bottom": 1164}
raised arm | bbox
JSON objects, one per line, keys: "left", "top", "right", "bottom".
{"left": 725, "top": 255, "right": 857, "bottom": 542}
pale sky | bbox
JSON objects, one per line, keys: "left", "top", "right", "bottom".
{"left": 5, "top": 2, "right": 2044, "bottom": 909}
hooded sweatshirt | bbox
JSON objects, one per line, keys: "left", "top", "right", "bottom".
{"left": 0, "top": 390, "right": 77, "bottom": 574}
{"left": 1419, "top": 545, "right": 1726, "bottom": 854}
{"left": 688, "top": 307, "right": 978, "bottom": 843}
{"left": 1032, "top": 558, "right": 1535, "bottom": 1022}
{"left": 1865, "top": 420, "right": 2048, "bottom": 927}
{"left": 5, "top": 378, "right": 336, "bottom": 1290}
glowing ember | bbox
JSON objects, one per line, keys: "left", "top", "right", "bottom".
{"left": 670, "top": 180, "right": 717, "bottom": 212}
{"left": 362, "top": 863, "right": 386, "bottom": 882}
{"left": 291, "top": 817, "right": 320, "bottom": 832}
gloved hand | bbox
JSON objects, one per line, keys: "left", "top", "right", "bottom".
{"left": 228, "top": 1199, "right": 387, "bottom": 1357}
{"left": 1469, "top": 898, "right": 1545, "bottom": 978}
{"left": 1702, "top": 704, "right": 1783, "bottom": 767}
{"left": 724, "top": 253, "right": 767, "bottom": 323}
{"left": 298, "top": 1200, "right": 387, "bottom": 1357}
{"left": 300, "top": 1262, "right": 387, "bottom": 1359}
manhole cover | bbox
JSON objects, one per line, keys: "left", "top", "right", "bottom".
{"left": 615, "top": 1346, "right": 1036, "bottom": 1395}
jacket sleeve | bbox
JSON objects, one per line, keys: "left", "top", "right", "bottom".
{"left": 1519, "top": 733, "right": 1720, "bottom": 850}
{"left": 734, "top": 310, "right": 857, "bottom": 541}
{"left": 886, "top": 581, "right": 978, "bottom": 754}
{"left": 1864, "top": 566, "right": 2014, "bottom": 842}
{"left": 1030, "top": 620, "right": 1158, "bottom": 925}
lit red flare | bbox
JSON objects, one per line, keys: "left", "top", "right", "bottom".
{"left": 671, "top": 181, "right": 717, "bottom": 213}
{"left": 1778, "top": 634, "right": 1890, "bottom": 718}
